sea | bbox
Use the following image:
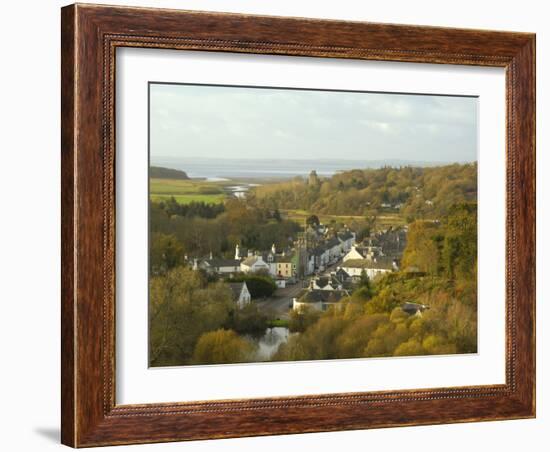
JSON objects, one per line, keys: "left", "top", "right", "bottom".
{"left": 150, "top": 157, "right": 444, "bottom": 180}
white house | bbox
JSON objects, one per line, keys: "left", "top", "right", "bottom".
{"left": 325, "top": 237, "right": 343, "bottom": 264}
{"left": 197, "top": 258, "right": 241, "bottom": 275}
{"left": 337, "top": 258, "right": 396, "bottom": 279}
{"left": 311, "top": 245, "right": 330, "bottom": 271}
{"left": 240, "top": 255, "right": 270, "bottom": 274}
{"left": 292, "top": 288, "right": 349, "bottom": 312}
{"left": 274, "top": 277, "right": 286, "bottom": 289}
{"left": 342, "top": 244, "right": 383, "bottom": 262}
{"left": 343, "top": 245, "right": 366, "bottom": 262}
{"left": 228, "top": 282, "right": 252, "bottom": 308}
{"left": 337, "top": 230, "right": 356, "bottom": 253}
{"left": 310, "top": 275, "right": 343, "bottom": 291}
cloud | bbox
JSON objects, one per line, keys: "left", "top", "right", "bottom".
{"left": 149, "top": 83, "right": 477, "bottom": 163}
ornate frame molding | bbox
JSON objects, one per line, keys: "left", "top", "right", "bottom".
{"left": 62, "top": 4, "right": 535, "bottom": 447}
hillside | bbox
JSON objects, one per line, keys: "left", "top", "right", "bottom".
{"left": 249, "top": 163, "right": 477, "bottom": 220}
{"left": 150, "top": 166, "right": 189, "bottom": 180}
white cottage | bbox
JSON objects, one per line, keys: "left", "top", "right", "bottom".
{"left": 228, "top": 282, "right": 252, "bottom": 308}
{"left": 240, "top": 255, "right": 270, "bottom": 274}
{"left": 337, "top": 258, "right": 397, "bottom": 279}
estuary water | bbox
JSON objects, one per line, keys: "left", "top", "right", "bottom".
{"left": 150, "top": 157, "right": 431, "bottom": 180}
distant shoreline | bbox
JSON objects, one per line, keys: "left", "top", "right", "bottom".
{"left": 150, "top": 158, "right": 476, "bottom": 181}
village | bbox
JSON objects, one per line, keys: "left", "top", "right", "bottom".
{"left": 190, "top": 219, "right": 410, "bottom": 320}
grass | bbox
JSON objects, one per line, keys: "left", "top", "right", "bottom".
{"left": 150, "top": 194, "right": 226, "bottom": 204}
{"left": 267, "top": 319, "right": 290, "bottom": 328}
{"left": 150, "top": 178, "right": 228, "bottom": 205}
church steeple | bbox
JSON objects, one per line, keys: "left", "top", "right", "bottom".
{"left": 235, "top": 244, "right": 240, "bottom": 260}
{"left": 308, "top": 169, "right": 320, "bottom": 186}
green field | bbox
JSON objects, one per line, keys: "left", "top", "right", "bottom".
{"left": 150, "top": 194, "right": 226, "bottom": 204}
{"left": 150, "top": 178, "right": 406, "bottom": 228}
{"left": 149, "top": 178, "right": 228, "bottom": 204}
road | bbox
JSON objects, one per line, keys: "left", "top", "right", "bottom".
{"left": 255, "top": 283, "right": 305, "bottom": 320}
{"left": 255, "top": 258, "right": 345, "bottom": 320}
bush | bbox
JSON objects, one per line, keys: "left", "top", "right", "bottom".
{"left": 228, "top": 274, "right": 277, "bottom": 298}
{"left": 193, "top": 329, "right": 255, "bottom": 364}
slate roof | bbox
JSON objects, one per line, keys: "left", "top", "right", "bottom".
{"left": 338, "top": 231, "right": 354, "bottom": 241}
{"left": 298, "top": 289, "right": 349, "bottom": 304}
{"left": 311, "top": 246, "right": 328, "bottom": 256}
{"left": 402, "top": 302, "right": 429, "bottom": 315}
{"left": 335, "top": 268, "right": 350, "bottom": 279}
{"left": 203, "top": 259, "right": 241, "bottom": 268}
{"left": 241, "top": 256, "right": 269, "bottom": 267}
{"left": 228, "top": 282, "right": 246, "bottom": 300}
{"left": 314, "top": 275, "right": 343, "bottom": 289}
{"left": 325, "top": 237, "right": 341, "bottom": 248}
{"left": 241, "top": 256, "right": 259, "bottom": 267}
{"left": 314, "top": 276, "right": 330, "bottom": 288}
{"left": 274, "top": 255, "right": 293, "bottom": 263}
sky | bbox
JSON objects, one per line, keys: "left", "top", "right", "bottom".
{"left": 149, "top": 83, "right": 477, "bottom": 163}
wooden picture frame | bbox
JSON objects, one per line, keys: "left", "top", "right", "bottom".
{"left": 61, "top": 3, "right": 535, "bottom": 447}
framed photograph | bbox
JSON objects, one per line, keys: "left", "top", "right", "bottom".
{"left": 61, "top": 3, "right": 535, "bottom": 447}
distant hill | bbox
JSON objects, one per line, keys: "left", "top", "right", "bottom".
{"left": 150, "top": 166, "right": 189, "bottom": 180}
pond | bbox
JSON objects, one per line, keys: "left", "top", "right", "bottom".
{"left": 250, "top": 327, "right": 293, "bottom": 361}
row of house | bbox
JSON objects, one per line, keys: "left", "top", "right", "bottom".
{"left": 306, "top": 230, "right": 356, "bottom": 274}
{"left": 192, "top": 227, "right": 357, "bottom": 284}
{"left": 292, "top": 227, "right": 409, "bottom": 312}
{"left": 193, "top": 244, "right": 296, "bottom": 287}
{"left": 336, "top": 227, "right": 407, "bottom": 280}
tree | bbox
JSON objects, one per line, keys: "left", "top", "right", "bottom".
{"left": 306, "top": 214, "right": 320, "bottom": 228}
{"left": 358, "top": 270, "right": 372, "bottom": 293}
{"left": 394, "top": 338, "right": 425, "bottom": 356}
{"left": 193, "top": 329, "right": 255, "bottom": 364}
{"left": 228, "top": 303, "right": 268, "bottom": 335}
{"left": 149, "top": 233, "right": 184, "bottom": 275}
{"left": 441, "top": 203, "right": 477, "bottom": 279}
{"left": 228, "top": 274, "right": 277, "bottom": 298}
{"left": 401, "top": 220, "right": 440, "bottom": 274}
{"left": 149, "top": 266, "right": 234, "bottom": 366}
{"left": 288, "top": 305, "right": 321, "bottom": 333}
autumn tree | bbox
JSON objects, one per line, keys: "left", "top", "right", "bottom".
{"left": 150, "top": 233, "right": 185, "bottom": 275}
{"left": 401, "top": 220, "right": 441, "bottom": 274}
{"left": 149, "top": 266, "right": 234, "bottom": 366}
{"left": 193, "top": 329, "right": 255, "bottom": 364}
